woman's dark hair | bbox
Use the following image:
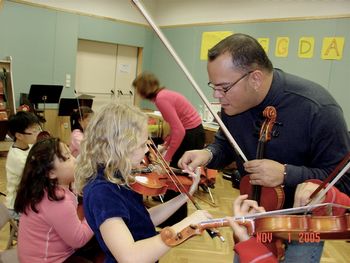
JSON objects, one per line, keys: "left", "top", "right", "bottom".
{"left": 208, "top": 33, "right": 273, "bottom": 72}
{"left": 70, "top": 106, "right": 93, "bottom": 131}
{"left": 132, "top": 72, "right": 164, "bottom": 100}
{"left": 14, "top": 137, "right": 68, "bottom": 214}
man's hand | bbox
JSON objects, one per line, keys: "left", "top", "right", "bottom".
{"left": 243, "top": 159, "right": 284, "bottom": 187}
{"left": 293, "top": 182, "right": 324, "bottom": 207}
{"left": 178, "top": 149, "right": 211, "bottom": 172}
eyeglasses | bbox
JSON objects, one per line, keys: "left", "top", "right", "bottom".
{"left": 208, "top": 71, "right": 254, "bottom": 94}
{"left": 21, "top": 126, "right": 42, "bottom": 135}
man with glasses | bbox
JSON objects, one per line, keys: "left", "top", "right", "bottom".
{"left": 179, "top": 33, "right": 350, "bottom": 262}
{"left": 6, "top": 111, "right": 41, "bottom": 220}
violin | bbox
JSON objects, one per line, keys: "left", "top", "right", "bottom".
{"left": 130, "top": 138, "right": 218, "bottom": 196}
{"left": 129, "top": 151, "right": 194, "bottom": 196}
{"left": 240, "top": 106, "right": 285, "bottom": 211}
{"left": 130, "top": 171, "right": 169, "bottom": 196}
{"left": 129, "top": 138, "right": 223, "bottom": 241}
{"left": 130, "top": 164, "right": 216, "bottom": 197}
{"left": 161, "top": 154, "right": 350, "bottom": 248}
{"left": 160, "top": 203, "right": 350, "bottom": 247}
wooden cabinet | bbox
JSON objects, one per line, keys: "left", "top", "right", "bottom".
{"left": 41, "top": 109, "right": 71, "bottom": 145}
{"left": 0, "top": 57, "right": 16, "bottom": 141}
{"left": 203, "top": 122, "right": 219, "bottom": 145}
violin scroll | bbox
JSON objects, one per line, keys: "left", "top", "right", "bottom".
{"left": 259, "top": 106, "right": 277, "bottom": 142}
{"left": 160, "top": 218, "right": 255, "bottom": 247}
{"left": 160, "top": 225, "right": 203, "bottom": 247}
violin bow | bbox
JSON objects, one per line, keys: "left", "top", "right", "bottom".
{"left": 147, "top": 138, "right": 195, "bottom": 196}
{"left": 308, "top": 152, "right": 350, "bottom": 205}
{"left": 147, "top": 138, "right": 225, "bottom": 241}
{"left": 131, "top": 0, "right": 248, "bottom": 163}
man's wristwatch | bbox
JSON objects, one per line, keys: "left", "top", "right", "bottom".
{"left": 203, "top": 148, "right": 213, "bottom": 166}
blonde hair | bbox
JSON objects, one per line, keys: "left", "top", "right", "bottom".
{"left": 74, "top": 102, "right": 148, "bottom": 194}
{"left": 132, "top": 72, "right": 163, "bottom": 100}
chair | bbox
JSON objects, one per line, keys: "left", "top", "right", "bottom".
{"left": 0, "top": 248, "right": 19, "bottom": 263}
{"left": 0, "top": 202, "right": 18, "bottom": 258}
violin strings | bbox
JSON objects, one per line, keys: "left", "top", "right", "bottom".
{"left": 230, "top": 202, "right": 344, "bottom": 220}
{"left": 147, "top": 138, "right": 192, "bottom": 195}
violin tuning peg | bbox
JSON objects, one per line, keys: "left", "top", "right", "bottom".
{"left": 272, "top": 130, "right": 280, "bottom": 137}
{"left": 275, "top": 121, "right": 283, "bottom": 126}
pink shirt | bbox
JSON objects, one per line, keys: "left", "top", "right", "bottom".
{"left": 154, "top": 89, "right": 202, "bottom": 162}
{"left": 18, "top": 188, "right": 93, "bottom": 263}
{"left": 69, "top": 129, "right": 84, "bottom": 158}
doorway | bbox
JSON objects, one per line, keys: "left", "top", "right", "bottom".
{"left": 75, "top": 39, "right": 138, "bottom": 111}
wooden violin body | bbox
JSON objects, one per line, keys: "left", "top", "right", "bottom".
{"left": 257, "top": 213, "right": 350, "bottom": 240}
{"left": 240, "top": 177, "right": 284, "bottom": 211}
{"left": 239, "top": 106, "right": 285, "bottom": 211}
{"left": 130, "top": 166, "right": 216, "bottom": 196}
{"left": 130, "top": 173, "right": 169, "bottom": 196}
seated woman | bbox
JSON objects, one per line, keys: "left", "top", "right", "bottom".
{"left": 14, "top": 137, "right": 95, "bottom": 263}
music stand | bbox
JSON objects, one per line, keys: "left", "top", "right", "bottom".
{"left": 58, "top": 98, "right": 93, "bottom": 116}
{"left": 27, "top": 85, "right": 63, "bottom": 122}
{"left": 28, "top": 84, "right": 63, "bottom": 111}
{"left": 77, "top": 94, "right": 94, "bottom": 108}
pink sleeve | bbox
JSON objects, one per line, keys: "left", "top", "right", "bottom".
{"left": 156, "top": 100, "right": 185, "bottom": 162}
{"left": 42, "top": 190, "right": 93, "bottom": 248}
{"left": 306, "top": 179, "right": 350, "bottom": 216}
{"left": 234, "top": 237, "right": 278, "bottom": 263}
{"left": 70, "top": 130, "right": 84, "bottom": 157}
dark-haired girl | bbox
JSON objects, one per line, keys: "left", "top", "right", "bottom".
{"left": 14, "top": 138, "right": 94, "bottom": 263}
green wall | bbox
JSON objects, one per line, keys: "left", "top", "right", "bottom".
{"left": 0, "top": 1, "right": 153, "bottom": 106}
{"left": 149, "top": 19, "right": 350, "bottom": 127}
{"left": 0, "top": 1, "right": 349, "bottom": 127}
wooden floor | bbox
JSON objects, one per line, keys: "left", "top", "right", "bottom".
{"left": 0, "top": 150, "right": 349, "bottom": 262}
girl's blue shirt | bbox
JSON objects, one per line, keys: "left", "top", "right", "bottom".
{"left": 83, "top": 169, "right": 157, "bottom": 263}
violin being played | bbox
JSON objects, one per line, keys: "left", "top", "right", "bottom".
{"left": 129, "top": 147, "right": 195, "bottom": 196}
{"left": 129, "top": 138, "right": 223, "bottom": 241}
{"left": 160, "top": 154, "right": 350, "bottom": 260}
{"left": 130, "top": 147, "right": 216, "bottom": 197}
{"left": 160, "top": 202, "right": 350, "bottom": 246}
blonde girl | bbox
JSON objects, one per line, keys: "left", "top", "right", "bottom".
{"left": 75, "top": 102, "right": 210, "bottom": 263}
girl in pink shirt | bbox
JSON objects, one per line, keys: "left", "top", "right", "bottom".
{"left": 133, "top": 72, "right": 205, "bottom": 226}
{"left": 14, "top": 137, "right": 95, "bottom": 263}
{"left": 69, "top": 106, "right": 93, "bottom": 158}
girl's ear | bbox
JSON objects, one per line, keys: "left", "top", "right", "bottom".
{"left": 48, "top": 169, "right": 57, "bottom": 179}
